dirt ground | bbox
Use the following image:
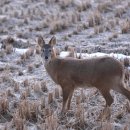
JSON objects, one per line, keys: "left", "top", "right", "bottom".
{"left": 0, "top": 0, "right": 130, "bottom": 130}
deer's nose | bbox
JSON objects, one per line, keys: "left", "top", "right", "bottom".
{"left": 45, "top": 56, "right": 48, "bottom": 60}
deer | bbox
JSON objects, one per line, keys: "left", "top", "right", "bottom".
{"left": 38, "top": 36, "right": 130, "bottom": 113}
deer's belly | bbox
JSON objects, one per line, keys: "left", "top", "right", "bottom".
{"left": 75, "top": 82, "right": 93, "bottom": 88}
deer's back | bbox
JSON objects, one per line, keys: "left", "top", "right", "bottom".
{"left": 46, "top": 56, "right": 123, "bottom": 88}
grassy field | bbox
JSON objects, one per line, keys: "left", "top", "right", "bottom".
{"left": 0, "top": 0, "right": 130, "bottom": 129}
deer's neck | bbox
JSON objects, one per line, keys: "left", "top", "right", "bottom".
{"left": 44, "top": 48, "right": 58, "bottom": 83}
{"left": 44, "top": 58, "right": 58, "bottom": 84}
{"left": 44, "top": 58, "right": 55, "bottom": 69}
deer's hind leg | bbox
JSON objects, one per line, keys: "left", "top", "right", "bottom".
{"left": 99, "top": 87, "right": 114, "bottom": 107}
{"left": 113, "top": 82, "right": 130, "bottom": 101}
{"left": 97, "top": 86, "right": 113, "bottom": 120}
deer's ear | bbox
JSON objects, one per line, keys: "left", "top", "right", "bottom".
{"left": 49, "top": 36, "right": 56, "bottom": 46}
{"left": 38, "top": 36, "right": 45, "bottom": 48}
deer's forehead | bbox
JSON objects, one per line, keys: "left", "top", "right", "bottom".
{"left": 44, "top": 44, "right": 51, "bottom": 49}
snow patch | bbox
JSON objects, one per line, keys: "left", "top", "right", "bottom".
{"left": 59, "top": 51, "right": 70, "bottom": 58}
{"left": 60, "top": 51, "right": 130, "bottom": 59}
{"left": 14, "top": 48, "right": 28, "bottom": 55}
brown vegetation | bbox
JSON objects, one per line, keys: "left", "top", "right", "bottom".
{"left": 0, "top": 0, "right": 130, "bottom": 129}
{"left": 88, "top": 11, "right": 102, "bottom": 27}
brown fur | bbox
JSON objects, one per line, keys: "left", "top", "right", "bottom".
{"left": 38, "top": 36, "right": 130, "bottom": 112}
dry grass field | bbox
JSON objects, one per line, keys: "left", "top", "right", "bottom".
{"left": 0, "top": 0, "right": 130, "bottom": 129}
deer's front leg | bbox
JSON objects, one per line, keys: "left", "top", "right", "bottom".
{"left": 61, "top": 87, "right": 71, "bottom": 113}
{"left": 67, "top": 88, "right": 74, "bottom": 110}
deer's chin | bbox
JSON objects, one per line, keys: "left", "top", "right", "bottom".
{"left": 43, "top": 58, "right": 50, "bottom": 64}
{"left": 45, "top": 59, "right": 48, "bottom": 61}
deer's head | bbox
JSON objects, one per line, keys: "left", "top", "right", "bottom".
{"left": 38, "top": 36, "right": 56, "bottom": 63}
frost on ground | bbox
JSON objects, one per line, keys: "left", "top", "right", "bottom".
{"left": 0, "top": 0, "right": 130, "bottom": 130}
